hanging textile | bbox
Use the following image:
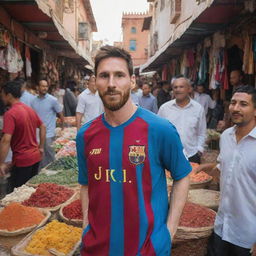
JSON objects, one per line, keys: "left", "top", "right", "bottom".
{"left": 162, "top": 64, "right": 168, "bottom": 80}
{"left": 198, "top": 49, "right": 209, "bottom": 84}
{"left": 0, "top": 49, "right": 7, "bottom": 70}
{"left": 25, "top": 46, "right": 32, "bottom": 77}
{"left": 243, "top": 34, "right": 254, "bottom": 75}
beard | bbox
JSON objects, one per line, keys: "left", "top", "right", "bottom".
{"left": 99, "top": 87, "right": 130, "bottom": 111}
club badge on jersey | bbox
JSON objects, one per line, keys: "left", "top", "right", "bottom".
{"left": 128, "top": 145, "right": 146, "bottom": 165}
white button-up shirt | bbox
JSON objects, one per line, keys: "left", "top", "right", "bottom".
{"left": 194, "top": 92, "right": 216, "bottom": 115}
{"left": 215, "top": 126, "right": 256, "bottom": 249}
{"left": 158, "top": 99, "right": 206, "bottom": 157}
{"left": 76, "top": 89, "right": 104, "bottom": 124}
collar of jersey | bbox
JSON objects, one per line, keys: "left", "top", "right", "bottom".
{"left": 102, "top": 106, "right": 141, "bottom": 130}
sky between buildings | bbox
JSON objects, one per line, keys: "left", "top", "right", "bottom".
{"left": 91, "top": 0, "right": 149, "bottom": 45}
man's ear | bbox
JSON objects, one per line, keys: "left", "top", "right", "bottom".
{"left": 131, "top": 75, "right": 136, "bottom": 89}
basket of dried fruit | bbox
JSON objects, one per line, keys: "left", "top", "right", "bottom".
{"left": 11, "top": 220, "right": 82, "bottom": 256}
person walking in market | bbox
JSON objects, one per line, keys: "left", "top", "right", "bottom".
{"left": 76, "top": 74, "right": 103, "bottom": 130}
{"left": 138, "top": 82, "right": 158, "bottom": 113}
{"left": 0, "top": 80, "right": 46, "bottom": 191}
{"left": 158, "top": 77, "right": 207, "bottom": 164}
{"left": 31, "top": 78, "right": 64, "bottom": 168}
{"left": 196, "top": 85, "right": 256, "bottom": 256}
{"left": 76, "top": 45, "right": 192, "bottom": 256}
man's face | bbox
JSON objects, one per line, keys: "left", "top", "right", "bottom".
{"left": 142, "top": 84, "right": 151, "bottom": 96}
{"left": 1, "top": 91, "right": 9, "bottom": 106}
{"left": 87, "top": 75, "right": 96, "bottom": 92}
{"left": 96, "top": 57, "right": 134, "bottom": 111}
{"left": 196, "top": 85, "right": 204, "bottom": 94}
{"left": 229, "top": 92, "right": 256, "bottom": 127}
{"left": 38, "top": 80, "right": 49, "bottom": 95}
{"left": 172, "top": 78, "right": 191, "bottom": 102}
{"left": 230, "top": 71, "right": 242, "bottom": 87}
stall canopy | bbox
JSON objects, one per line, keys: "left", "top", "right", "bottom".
{"left": 140, "top": 0, "right": 245, "bottom": 72}
{"left": 0, "top": 0, "right": 93, "bottom": 66}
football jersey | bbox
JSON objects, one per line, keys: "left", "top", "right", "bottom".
{"left": 77, "top": 107, "right": 191, "bottom": 256}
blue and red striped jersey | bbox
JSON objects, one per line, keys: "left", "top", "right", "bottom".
{"left": 77, "top": 107, "right": 191, "bottom": 256}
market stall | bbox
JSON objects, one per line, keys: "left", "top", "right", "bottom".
{"left": 0, "top": 124, "right": 221, "bottom": 256}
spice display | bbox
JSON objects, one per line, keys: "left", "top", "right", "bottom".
{"left": 1, "top": 185, "right": 35, "bottom": 205}
{"left": 25, "top": 220, "right": 82, "bottom": 255}
{"left": 47, "top": 156, "right": 78, "bottom": 171}
{"left": 190, "top": 171, "right": 212, "bottom": 183}
{"left": 63, "top": 199, "right": 83, "bottom": 220}
{"left": 179, "top": 202, "right": 216, "bottom": 228}
{"left": 56, "top": 140, "right": 76, "bottom": 158}
{"left": 53, "top": 138, "right": 70, "bottom": 152}
{"left": 23, "top": 183, "right": 74, "bottom": 208}
{"left": 0, "top": 202, "right": 44, "bottom": 231}
{"left": 28, "top": 169, "right": 78, "bottom": 185}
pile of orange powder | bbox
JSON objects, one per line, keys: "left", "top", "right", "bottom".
{"left": 0, "top": 202, "right": 45, "bottom": 231}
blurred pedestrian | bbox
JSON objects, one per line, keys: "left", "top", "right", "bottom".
{"left": 31, "top": 78, "right": 64, "bottom": 168}
{"left": 138, "top": 82, "right": 158, "bottom": 113}
{"left": 76, "top": 74, "right": 103, "bottom": 130}
{"left": 158, "top": 77, "right": 206, "bottom": 163}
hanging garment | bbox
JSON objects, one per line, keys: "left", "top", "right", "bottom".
{"left": 25, "top": 46, "right": 32, "bottom": 77}
{"left": 243, "top": 34, "right": 254, "bottom": 75}
{"left": 162, "top": 64, "right": 168, "bottom": 80}
{"left": 198, "top": 49, "right": 209, "bottom": 84}
{"left": 0, "top": 48, "right": 7, "bottom": 70}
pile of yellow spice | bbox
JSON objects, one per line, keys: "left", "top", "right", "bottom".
{"left": 25, "top": 220, "right": 82, "bottom": 255}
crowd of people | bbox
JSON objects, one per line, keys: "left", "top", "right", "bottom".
{"left": 0, "top": 45, "right": 255, "bottom": 256}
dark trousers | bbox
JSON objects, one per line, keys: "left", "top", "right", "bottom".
{"left": 207, "top": 232, "right": 251, "bottom": 256}
{"left": 188, "top": 152, "right": 201, "bottom": 164}
{"left": 9, "top": 162, "right": 40, "bottom": 192}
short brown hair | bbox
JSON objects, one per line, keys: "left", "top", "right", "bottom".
{"left": 94, "top": 45, "right": 133, "bottom": 76}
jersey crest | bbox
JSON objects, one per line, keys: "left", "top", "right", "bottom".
{"left": 128, "top": 145, "right": 146, "bottom": 165}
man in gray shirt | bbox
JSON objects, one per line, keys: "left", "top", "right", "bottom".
{"left": 31, "top": 79, "right": 64, "bottom": 168}
{"left": 138, "top": 83, "right": 158, "bottom": 114}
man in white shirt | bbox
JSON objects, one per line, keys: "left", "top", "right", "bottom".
{"left": 196, "top": 85, "right": 256, "bottom": 256}
{"left": 158, "top": 77, "right": 206, "bottom": 163}
{"left": 76, "top": 75, "right": 103, "bottom": 130}
{"left": 194, "top": 84, "right": 216, "bottom": 116}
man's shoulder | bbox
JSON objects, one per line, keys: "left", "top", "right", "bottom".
{"left": 159, "top": 99, "right": 175, "bottom": 109}
{"left": 137, "top": 108, "right": 176, "bottom": 132}
{"left": 190, "top": 99, "right": 204, "bottom": 110}
{"left": 77, "top": 115, "right": 103, "bottom": 138}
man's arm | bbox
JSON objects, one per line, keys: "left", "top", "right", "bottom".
{"left": 152, "top": 97, "right": 158, "bottom": 114}
{"left": 197, "top": 108, "right": 207, "bottom": 153}
{"left": 57, "top": 112, "right": 65, "bottom": 129}
{"left": 80, "top": 185, "right": 89, "bottom": 228}
{"left": 38, "top": 124, "right": 46, "bottom": 155}
{"left": 167, "top": 175, "right": 190, "bottom": 239}
{"left": 76, "top": 112, "right": 83, "bottom": 130}
{"left": 0, "top": 133, "right": 12, "bottom": 176}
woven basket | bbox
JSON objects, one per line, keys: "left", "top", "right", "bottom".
{"left": 188, "top": 189, "right": 220, "bottom": 211}
{"left": 11, "top": 227, "right": 81, "bottom": 256}
{"left": 22, "top": 189, "right": 78, "bottom": 212}
{"left": 0, "top": 209, "right": 51, "bottom": 237}
{"left": 190, "top": 176, "right": 213, "bottom": 189}
{"left": 59, "top": 194, "right": 83, "bottom": 227}
{"left": 174, "top": 208, "right": 216, "bottom": 242}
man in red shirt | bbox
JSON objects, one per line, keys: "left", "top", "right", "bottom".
{"left": 0, "top": 80, "right": 46, "bottom": 191}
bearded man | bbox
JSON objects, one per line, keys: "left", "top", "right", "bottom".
{"left": 76, "top": 46, "right": 192, "bottom": 256}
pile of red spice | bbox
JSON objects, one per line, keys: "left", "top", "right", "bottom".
{"left": 63, "top": 199, "right": 83, "bottom": 220}
{"left": 179, "top": 202, "right": 216, "bottom": 228}
{"left": 0, "top": 202, "right": 45, "bottom": 231}
{"left": 190, "top": 171, "right": 212, "bottom": 183}
{"left": 22, "top": 183, "right": 74, "bottom": 208}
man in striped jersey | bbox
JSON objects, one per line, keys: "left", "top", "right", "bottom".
{"left": 77, "top": 46, "right": 191, "bottom": 256}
